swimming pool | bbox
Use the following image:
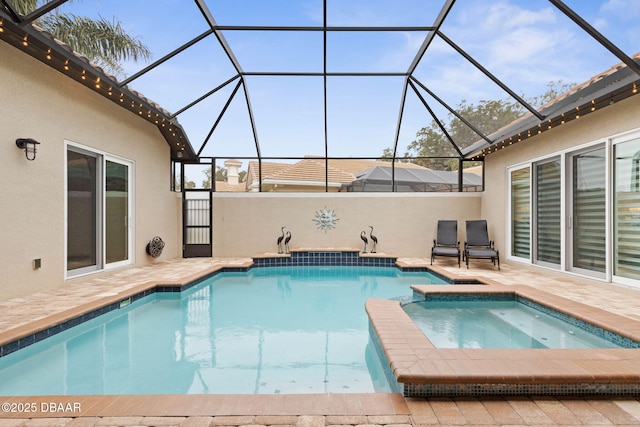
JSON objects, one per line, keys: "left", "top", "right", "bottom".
{"left": 403, "top": 299, "right": 625, "bottom": 349}
{"left": 0, "top": 265, "right": 446, "bottom": 396}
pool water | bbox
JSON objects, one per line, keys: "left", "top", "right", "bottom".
{"left": 403, "top": 300, "right": 624, "bottom": 349}
{"left": 0, "top": 266, "right": 446, "bottom": 396}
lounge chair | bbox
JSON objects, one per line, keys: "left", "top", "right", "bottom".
{"left": 431, "top": 220, "right": 460, "bottom": 267}
{"left": 464, "top": 220, "right": 500, "bottom": 270}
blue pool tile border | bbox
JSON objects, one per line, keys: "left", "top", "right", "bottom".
{"left": 0, "top": 300, "right": 122, "bottom": 358}
{"left": 368, "top": 323, "right": 403, "bottom": 394}
{"left": 408, "top": 292, "right": 640, "bottom": 349}
{"left": 515, "top": 295, "right": 640, "bottom": 349}
{"left": 403, "top": 383, "right": 640, "bottom": 397}
{"left": 253, "top": 251, "right": 397, "bottom": 268}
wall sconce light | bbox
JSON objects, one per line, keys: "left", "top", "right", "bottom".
{"left": 16, "top": 138, "right": 40, "bottom": 161}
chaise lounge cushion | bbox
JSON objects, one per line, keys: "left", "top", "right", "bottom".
{"left": 432, "top": 246, "right": 460, "bottom": 257}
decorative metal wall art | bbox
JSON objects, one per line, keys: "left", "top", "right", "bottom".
{"left": 313, "top": 206, "right": 339, "bottom": 233}
{"left": 146, "top": 236, "right": 165, "bottom": 258}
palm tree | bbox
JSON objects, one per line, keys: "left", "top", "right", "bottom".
{"left": 9, "top": 0, "right": 151, "bottom": 77}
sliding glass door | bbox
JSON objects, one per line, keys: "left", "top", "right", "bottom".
{"left": 507, "top": 132, "right": 640, "bottom": 287}
{"left": 67, "top": 146, "right": 132, "bottom": 276}
{"left": 570, "top": 147, "right": 606, "bottom": 277}
{"left": 67, "top": 149, "right": 99, "bottom": 273}
{"left": 105, "top": 160, "right": 130, "bottom": 265}
{"left": 614, "top": 137, "right": 640, "bottom": 281}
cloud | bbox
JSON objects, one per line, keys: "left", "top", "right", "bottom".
{"left": 601, "top": 0, "right": 640, "bottom": 20}
{"left": 427, "top": 0, "right": 611, "bottom": 100}
{"left": 479, "top": 2, "right": 557, "bottom": 32}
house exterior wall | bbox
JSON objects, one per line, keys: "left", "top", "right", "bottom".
{"left": 482, "top": 94, "right": 640, "bottom": 268}
{"left": 212, "top": 192, "right": 481, "bottom": 257}
{"left": 0, "top": 42, "right": 181, "bottom": 300}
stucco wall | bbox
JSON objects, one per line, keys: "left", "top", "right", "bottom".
{"left": 0, "top": 42, "right": 181, "bottom": 300}
{"left": 482, "top": 94, "right": 640, "bottom": 261}
{"left": 212, "top": 193, "right": 481, "bottom": 257}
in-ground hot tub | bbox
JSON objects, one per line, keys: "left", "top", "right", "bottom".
{"left": 366, "top": 284, "right": 640, "bottom": 397}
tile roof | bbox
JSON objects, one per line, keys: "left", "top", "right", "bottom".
{"left": 540, "top": 51, "right": 640, "bottom": 110}
{"left": 267, "top": 159, "right": 355, "bottom": 184}
{"left": 247, "top": 161, "right": 292, "bottom": 183}
{"left": 467, "top": 51, "right": 640, "bottom": 157}
{"left": 247, "top": 157, "right": 429, "bottom": 186}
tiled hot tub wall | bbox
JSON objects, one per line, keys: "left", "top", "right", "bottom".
{"left": 253, "top": 250, "right": 397, "bottom": 267}
{"left": 367, "top": 285, "right": 640, "bottom": 397}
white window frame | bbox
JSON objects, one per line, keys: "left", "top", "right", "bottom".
{"left": 65, "top": 141, "right": 135, "bottom": 279}
{"left": 611, "top": 129, "right": 640, "bottom": 287}
{"left": 505, "top": 128, "right": 640, "bottom": 288}
{"left": 506, "top": 164, "right": 532, "bottom": 263}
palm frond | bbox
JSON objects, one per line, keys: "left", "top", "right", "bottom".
{"left": 8, "top": 0, "right": 76, "bottom": 16}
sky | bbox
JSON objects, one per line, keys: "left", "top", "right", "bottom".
{"left": 35, "top": 0, "right": 640, "bottom": 165}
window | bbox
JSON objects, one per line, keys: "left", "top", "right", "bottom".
{"left": 507, "top": 130, "right": 640, "bottom": 287}
{"left": 534, "top": 159, "right": 561, "bottom": 266}
{"left": 510, "top": 167, "right": 530, "bottom": 259}
{"left": 614, "top": 137, "right": 640, "bottom": 280}
{"left": 66, "top": 145, "right": 133, "bottom": 276}
{"left": 570, "top": 147, "right": 606, "bottom": 275}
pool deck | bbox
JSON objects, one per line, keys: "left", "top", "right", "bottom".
{"left": 2, "top": 255, "right": 640, "bottom": 426}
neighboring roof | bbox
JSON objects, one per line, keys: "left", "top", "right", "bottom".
{"left": 247, "top": 161, "right": 292, "bottom": 184}
{"left": 348, "top": 166, "right": 482, "bottom": 190}
{"left": 247, "top": 157, "right": 430, "bottom": 188}
{"left": 267, "top": 159, "right": 355, "bottom": 185}
{"left": 462, "top": 164, "right": 483, "bottom": 176}
{"left": 309, "top": 157, "right": 427, "bottom": 174}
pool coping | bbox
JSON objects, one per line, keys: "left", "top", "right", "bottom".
{"left": 366, "top": 283, "right": 640, "bottom": 397}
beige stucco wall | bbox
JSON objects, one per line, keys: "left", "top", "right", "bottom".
{"left": 482, "top": 94, "right": 640, "bottom": 263}
{"left": 0, "top": 42, "right": 181, "bottom": 300}
{"left": 212, "top": 192, "right": 481, "bottom": 257}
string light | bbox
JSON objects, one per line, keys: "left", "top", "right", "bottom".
{"left": 81, "top": 70, "right": 86, "bottom": 80}
{"left": 0, "top": 19, "right": 4, "bottom": 33}
{"left": 22, "top": 35, "right": 28, "bottom": 46}
{"left": 46, "top": 48, "right": 52, "bottom": 60}
{"left": 64, "top": 59, "right": 69, "bottom": 70}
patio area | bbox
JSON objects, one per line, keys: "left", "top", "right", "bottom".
{"left": 2, "top": 256, "right": 640, "bottom": 425}
{"left": 2, "top": 1, "right": 640, "bottom": 425}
